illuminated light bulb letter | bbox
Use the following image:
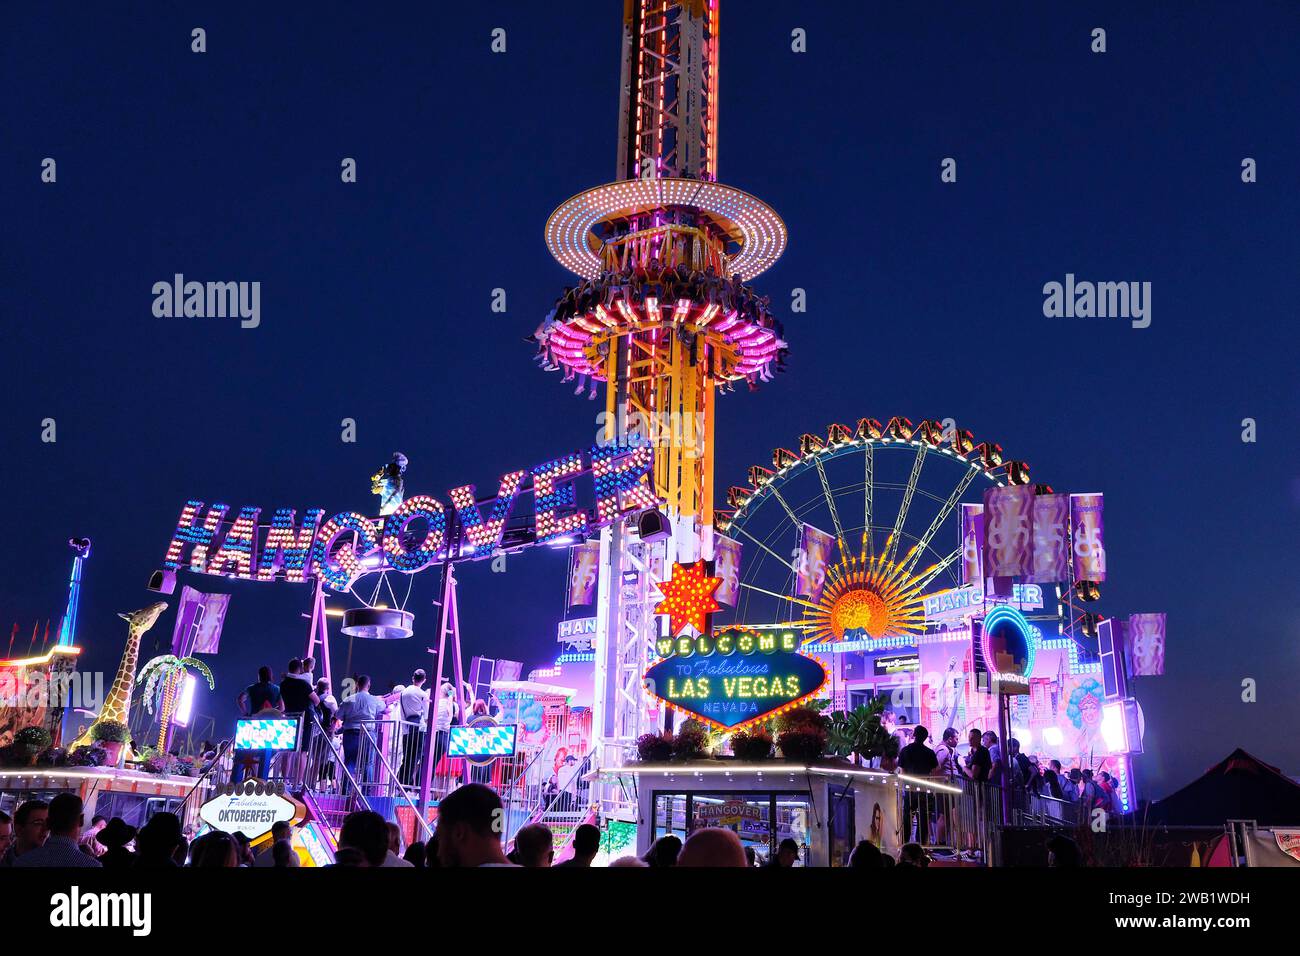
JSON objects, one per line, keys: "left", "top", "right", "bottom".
{"left": 590, "top": 444, "right": 657, "bottom": 524}
{"left": 449, "top": 470, "right": 524, "bottom": 558}
{"left": 206, "top": 506, "right": 261, "bottom": 579}
{"left": 163, "top": 500, "right": 229, "bottom": 573}
{"left": 310, "top": 512, "right": 379, "bottom": 591}
{"left": 258, "top": 508, "right": 325, "bottom": 583}
{"left": 531, "top": 453, "right": 589, "bottom": 544}
{"left": 381, "top": 495, "right": 446, "bottom": 572}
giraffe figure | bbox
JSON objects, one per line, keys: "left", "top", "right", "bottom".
{"left": 70, "top": 601, "right": 168, "bottom": 752}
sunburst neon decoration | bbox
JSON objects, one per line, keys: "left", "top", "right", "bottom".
{"left": 798, "top": 544, "right": 929, "bottom": 645}
{"left": 655, "top": 560, "right": 723, "bottom": 636}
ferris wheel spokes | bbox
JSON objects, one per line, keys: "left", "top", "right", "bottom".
{"left": 812, "top": 454, "right": 848, "bottom": 558}
{"left": 883, "top": 442, "right": 927, "bottom": 568}
{"left": 725, "top": 519, "right": 797, "bottom": 573}
{"left": 721, "top": 418, "right": 1036, "bottom": 645}
{"left": 898, "top": 462, "right": 981, "bottom": 578}
{"left": 862, "top": 441, "right": 874, "bottom": 560}
{"left": 912, "top": 545, "right": 963, "bottom": 593}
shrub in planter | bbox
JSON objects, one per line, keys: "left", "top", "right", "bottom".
{"left": 170, "top": 755, "right": 199, "bottom": 777}
{"left": 14, "top": 726, "right": 53, "bottom": 757}
{"left": 672, "top": 720, "right": 709, "bottom": 761}
{"left": 67, "top": 745, "right": 108, "bottom": 767}
{"left": 636, "top": 732, "right": 674, "bottom": 763}
{"left": 141, "top": 753, "right": 173, "bottom": 775}
{"left": 36, "top": 746, "right": 69, "bottom": 767}
{"left": 90, "top": 720, "right": 129, "bottom": 743}
{"left": 776, "top": 706, "right": 829, "bottom": 761}
{"left": 730, "top": 727, "right": 774, "bottom": 761}
{"left": 825, "top": 702, "right": 899, "bottom": 766}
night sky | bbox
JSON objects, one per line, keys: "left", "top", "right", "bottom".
{"left": 3, "top": 2, "right": 1297, "bottom": 799}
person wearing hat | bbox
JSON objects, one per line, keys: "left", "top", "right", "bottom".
{"left": 135, "top": 813, "right": 184, "bottom": 867}
{"left": 97, "top": 818, "right": 138, "bottom": 869}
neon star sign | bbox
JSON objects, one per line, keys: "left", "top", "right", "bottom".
{"left": 654, "top": 560, "right": 723, "bottom": 636}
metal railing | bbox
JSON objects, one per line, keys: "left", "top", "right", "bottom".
{"left": 176, "top": 739, "right": 232, "bottom": 818}
{"left": 499, "top": 744, "right": 557, "bottom": 845}
{"left": 358, "top": 723, "right": 433, "bottom": 842}
{"left": 893, "top": 772, "right": 1008, "bottom": 865}
{"left": 535, "top": 749, "right": 595, "bottom": 820}
{"left": 220, "top": 707, "right": 597, "bottom": 849}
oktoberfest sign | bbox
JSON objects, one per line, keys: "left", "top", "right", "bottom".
{"left": 643, "top": 627, "right": 827, "bottom": 731}
{"left": 161, "top": 444, "right": 656, "bottom": 591}
{"left": 200, "top": 779, "right": 304, "bottom": 842}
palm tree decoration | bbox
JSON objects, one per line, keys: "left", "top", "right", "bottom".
{"left": 136, "top": 655, "right": 214, "bottom": 753}
{"left": 825, "top": 699, "right": 899, "bottom": 768}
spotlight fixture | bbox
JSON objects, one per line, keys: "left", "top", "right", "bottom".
{"left": 147, "top": 569, "right": 177, "bottom": 594}
{"left": 636, "top": 508, "right": 670, "bottom": 543}
{"left": 341, "top": 606, "right": 415, "bottom": 640}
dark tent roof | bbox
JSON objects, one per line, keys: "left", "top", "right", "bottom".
{"left": 1146, "top": 749, "right": 1300, "bottom": 827}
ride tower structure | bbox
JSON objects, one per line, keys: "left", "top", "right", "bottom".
{"left": 57, "top": 538, "right": 92, "bottom": 647}
{"left": 538, "top": 1, "right": 788, "bottom": 796}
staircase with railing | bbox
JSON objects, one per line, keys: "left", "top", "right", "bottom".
{"left": 503, "top": 749, "right": 597, "bottom": 853}
{"left": 283, "top": 715, "right": 435, "bottom": 848}
{"left": 199, "top": 712, "right": 600, "bottom": 854}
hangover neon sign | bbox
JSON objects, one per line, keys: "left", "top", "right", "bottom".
{"left": 162, "top": 444, "right": 655, "bottom": 591}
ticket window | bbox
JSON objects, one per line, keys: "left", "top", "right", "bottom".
{"left": 653, "top": 792, "right": 813, "bottom": 866}
{"left": 653, "top": 794, "right": 689, "bottom": 842}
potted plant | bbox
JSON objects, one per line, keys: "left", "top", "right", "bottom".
{"left": 91, "top": 721, "right": 129, "bottom": 766}
{"left": 635, "top": 731, "right": 674, "bottom": 763}
{"left": 36, "top": 746, "right": 68, "bottom": 767}
{"left": 141, "top": 752, "right": 174, "bottom": 775}
{"left": 67, "top": 744, "right": 108, "bottom": 767}
{"left": 13, "top": 726, "right": 52, "bottom": 764}
{"left": 825, "top": 701, "right": 900, "bottom": 768}
{"left": 671, "top": 720, "right": 709, "bottom": 761}
{"left": 775, "top": 706, "right": 829, "bottom": 761}
{"left": 730, "top": 726, "right": 774, "bottom": 761}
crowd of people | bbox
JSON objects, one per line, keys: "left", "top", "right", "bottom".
{"left": 528, "top": 261, "right": 788, "bottom": 396}
{"left": 0, "top": 665, "right": 1110, "bottom": 871}
{"left": 0, "top": 794, "right": 187, "bottom": 868}
{"left": 896, "top": 723, "right": 1127, "bottom": 818}
{"left": 2, "top": 781, "right": 1069, "bottom": 869}
{"left": 228, "top": 659, "right": 492, "bottom": 789}
{"left": 0, "top": 780, "right": 1083, "bottom": 870}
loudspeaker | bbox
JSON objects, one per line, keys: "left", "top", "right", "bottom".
{"left": 147, "top": 569, "right": 177, "bottom": 594}
{"left": 636, "top": 508, "right": 670, "bottom": 543}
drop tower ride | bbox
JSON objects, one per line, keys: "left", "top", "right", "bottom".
{"left": 539, "top": 0, "right": 788, "bottom": 784}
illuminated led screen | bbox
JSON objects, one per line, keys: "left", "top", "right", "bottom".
{"left": 448, "top": 724, "right": 518, "bottom": 757}
{"left": 234, "top": 717, "right": 302, "bottom": 752}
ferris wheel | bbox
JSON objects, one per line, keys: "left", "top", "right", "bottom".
{"left": 715, "top": 416, "right": 1081, "bottom": 648}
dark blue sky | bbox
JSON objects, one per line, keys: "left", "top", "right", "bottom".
{"left": 3, "top": 2, "right": 1297, "bottom": 798}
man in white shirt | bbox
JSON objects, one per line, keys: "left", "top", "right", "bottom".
{"left": 336, "top": 674, "right": 390, "bottom": 782}
{"left": 933, "top": 727, "right": 960, "bottom": 777}
{"left": 398, "top": 669, "right": 430, "bottom": 785}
